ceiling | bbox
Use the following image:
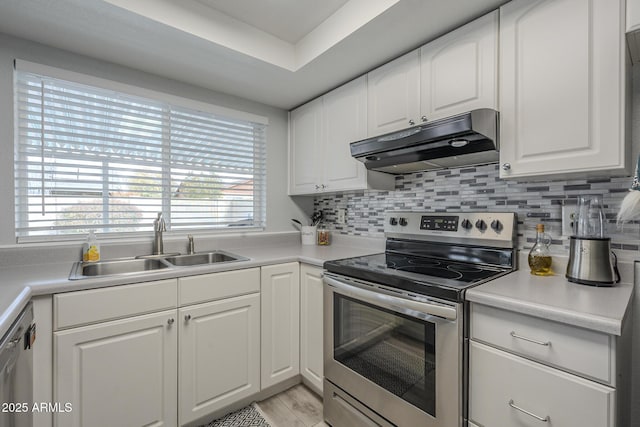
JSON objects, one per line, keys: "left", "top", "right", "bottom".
{"left": 195, "top": 0, "right": 351, "bottom": 44}
{"left": 0, "top": 0, "right": 506, "bottom": 110}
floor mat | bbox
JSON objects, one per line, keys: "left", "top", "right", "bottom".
{"left": 199, "top": 404, "right": 271, "bottom": 427}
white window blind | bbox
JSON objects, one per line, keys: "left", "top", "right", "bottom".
{"left": 14, "top": 67, "right": 267, "bottom": 241}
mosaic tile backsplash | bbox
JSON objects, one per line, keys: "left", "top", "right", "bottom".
{"left": 314, "top": 164, "right": 640, "bottom": 261}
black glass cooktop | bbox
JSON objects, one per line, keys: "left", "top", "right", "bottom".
{"left": 323, "top": 252, "right": 510, "bottom": 302}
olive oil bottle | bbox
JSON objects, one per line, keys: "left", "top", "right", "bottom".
{"left": 528, "top": 224, "right": 553, "bottom": 276}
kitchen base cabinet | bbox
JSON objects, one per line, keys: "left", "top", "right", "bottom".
{"left": 33, "top": 295, "right": 53, "bottom": 427}
{"left": 470, "top": 341, "right": 615, "bottom": 427}
{"left": 179, "top": 293, "right": 260, "bottom": 426}
{"left": 261, "top": 263, "right": 300, "bottom": 389}
{"left": 469, "top": 302, "right": 628, "bottom": 427}
{"left": 54, "top": 310, "right": 178, "bottom": 427}
{"left": 300, "top": 264, "right": 324, "bottom": 393}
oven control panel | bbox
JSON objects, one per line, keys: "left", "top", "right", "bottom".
{"left": 385, "top": 211, "right": 516, "bottom": 247}
{"left": 420, "top": 216, "right": 459, "bottom": 231}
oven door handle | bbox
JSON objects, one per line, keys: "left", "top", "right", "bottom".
{"left": 324, "top": 275, "right": 457, "bottom": 321}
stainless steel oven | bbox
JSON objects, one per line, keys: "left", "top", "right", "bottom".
{"left": 323, "top": 211, "right": 516, "bottom": 427}
{"left": 324, "top": 273, "right": 462, "bottom": 427}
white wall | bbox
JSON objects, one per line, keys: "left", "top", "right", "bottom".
{"left": 0, "top": 32, "right": 312, "bottom": 245}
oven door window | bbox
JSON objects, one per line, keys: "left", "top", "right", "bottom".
{"left": 333, "top": 294, "right": 436, "bottom": 417}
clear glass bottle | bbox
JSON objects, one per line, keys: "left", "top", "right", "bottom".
{"left": 528, "top": 224, "right": 552, "bottom": 276}
{"left": 316, "top": 223, "right": 330, "bottom": 246}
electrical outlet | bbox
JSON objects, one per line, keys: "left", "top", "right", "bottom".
{"left": 336, "top": 208, "right": 346, "bottom": 224}
{"left": 561, "top": 205, "right": 577, "bottom": 236}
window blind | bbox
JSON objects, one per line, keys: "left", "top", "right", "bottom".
{"left": 14, "top": 68, "right": 267, "bottom": 240}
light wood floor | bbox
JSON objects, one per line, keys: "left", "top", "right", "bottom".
{"left": 256, "top": 384, "right": 329, "bottom": 427}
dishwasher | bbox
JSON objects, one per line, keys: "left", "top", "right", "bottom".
{"left": 0, "top": 302, "right": 35, "bottom": 427}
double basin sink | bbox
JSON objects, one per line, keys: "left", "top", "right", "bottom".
{"left": 69, "top": 250, "right": 249, "bottom": 280}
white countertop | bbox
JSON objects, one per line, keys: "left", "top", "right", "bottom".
{"left": 0, "top": 237, "right": 384, "bottom": 339}
{"left": 0, "top": 238, "right": 635, "bottom": 339}
{"left": 466, "top": 256, "right": 634, "bottom": 336}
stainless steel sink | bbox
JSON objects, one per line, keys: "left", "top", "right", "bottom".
{"left": 68, "top": 250, "right": 249, "bottom": 279}
{"left": 163, "top": 251, "right": 248, "bottom": 267}
{"left": 69, "top": 258, "right": 171, "bottom": 280}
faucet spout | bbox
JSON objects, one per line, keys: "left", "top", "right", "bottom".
{"left": 153, "top": 212, "right": 166, "bottom": 255}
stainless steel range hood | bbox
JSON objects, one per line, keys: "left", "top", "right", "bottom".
{"left": 350, "top": 109, "right": 499, "bottom": 174}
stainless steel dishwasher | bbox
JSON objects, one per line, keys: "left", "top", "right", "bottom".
{"left": 0, "top": 302, "right": 35, "bottom": 427}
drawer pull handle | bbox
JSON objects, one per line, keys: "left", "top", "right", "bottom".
{"left": 510, "top": 331, "right": 550, "bottom": 347}
{"left": 508, "top": 399, "right": 550, "bottom": 422}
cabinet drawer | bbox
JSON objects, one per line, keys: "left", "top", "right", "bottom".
{"left": 469, "top": 341, "right": 615, "bottom": 427}
{"left": 470, "top": 303, "right": 613, "bottom": 384}
{"left": 54, "top": 279, "right": 178, "bottom": 330}
{"left": 179, "top": 268, "right": 260, "bottom": 305}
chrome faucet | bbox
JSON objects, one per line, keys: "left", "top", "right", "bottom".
{"left": 187, "top": 234, "right": 195, "bottom": 255}
{"left": 153, "top": 212, "right": 166, "bottom": 255}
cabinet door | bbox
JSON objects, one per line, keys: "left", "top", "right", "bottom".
{"left": 289, "top": 98, "right": 323, "bottom": 194}
{"left": 54, "top": 310, "right": 178, "bottom": 427}
{"left": 469, "top": 341, "right": 615, "bottom": 427}
{"left": 300, "top": 264, "right": 324, "bottom": 393}
{"left": 367, "top": 50, "right": 420, "bottom": 135}
{"left": 261, "top": 262, "right": 300, "bottom": 388}
{"left": 323, "top": 76, "right": 369, "bottom": 192}
{"left": 420, "top": 11, "right": 498, "bottom": 121}
{"left": 179, "top": 293, "right": 260, "bottom": 425}
{"left": 499, "top": 0, "right": 626, "bottom": 179}
{"left": 628, "top": 0, "right": 640, "bottom": 32}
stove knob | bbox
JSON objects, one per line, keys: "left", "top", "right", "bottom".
{"left": 491, "top": 220, "right": 503, "bottom": 232}
{"left": 389, "top": 217, "right": 398, "bottom": 226}
{"left": 399, "top": 218, "right": 408, "bottom": 226}
{"left": 475, "top": 219, "right": 487, "bottom": 231}
{"left": 461, "top": 219, "right": 472, "bottom": 230}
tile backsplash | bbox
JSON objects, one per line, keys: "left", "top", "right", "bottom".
{"left": 314, "top": 164, "right": 640, "bottom": 260}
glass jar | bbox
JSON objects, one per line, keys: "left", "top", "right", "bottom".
{"left": 528, "top": 223, "right": 553, "bottom": 276}
{"left": 317, "top": 224, "right": 330, "bottom": 246}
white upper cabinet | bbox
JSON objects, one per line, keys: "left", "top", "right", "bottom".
{"left": 289, "top": 78, "right": 394, "bottom": 195}
{"left": 289, "top": 98, "right": 323, "bottom": 195}
{"left": 420, "top": 11, "right": 498, "bottom": 121}
{"left": 323, "top": 76, "right": 369, "bottom": 191}
{"left": 628, "top": 0, "right": 640, "bottom": 32}
{"left": 499, "top": 0, "right": 628, "bottom": 179}
{"left": 367, "top": 50, "right": 421, "bottom": 135}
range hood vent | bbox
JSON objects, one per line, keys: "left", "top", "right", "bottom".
{"left": 350, "top": 109, "right": 499, "bottom": 174}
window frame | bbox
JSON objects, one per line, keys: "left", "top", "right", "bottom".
{"left": 13, "top": 60, "right": 268, "bottom": 243}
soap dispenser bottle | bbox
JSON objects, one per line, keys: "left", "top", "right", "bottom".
{"left": 82, "top": 230, "right": 101, "bottom": 262}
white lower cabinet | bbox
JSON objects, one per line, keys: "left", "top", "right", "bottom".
{"left": 179, "top": 293, "right": 260, "bottom": 425}
{"left": 300, "top": 264, "right": 324, "bottom": 393}
{"left": 54, "top": 270, "right": 262, "bottom": 427}
{"left": 54, "top": 310, "right": 178, "bottom": 427}
{"left": 470, "top": 341, "right": 615, "bottom": 427}
{"left": 469, "top": 302, "right": 620, "bottom": 427}
{"left": 261, "top": 263, "right": 300, "bottom": 389}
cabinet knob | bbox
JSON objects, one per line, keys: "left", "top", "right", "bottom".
{"left": 184, "top": 314, "right": 191, "bottom": 322}
{"left": 315, "top": 185, "right": 320, "bottom": 190}
{"left": 167, "top": 318, "right": 175, "bottom": 325}
{"left": 408, "top": 119, "right": 415, "bottom": 126}
{"left": 321, "top": 184, "right": 326, "bottom": 189}
{"left": 502, "top": 163, "right": 511, "bottom": 171}
{"left": 421, "top": 116, "right": 427, "bottom": 122}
